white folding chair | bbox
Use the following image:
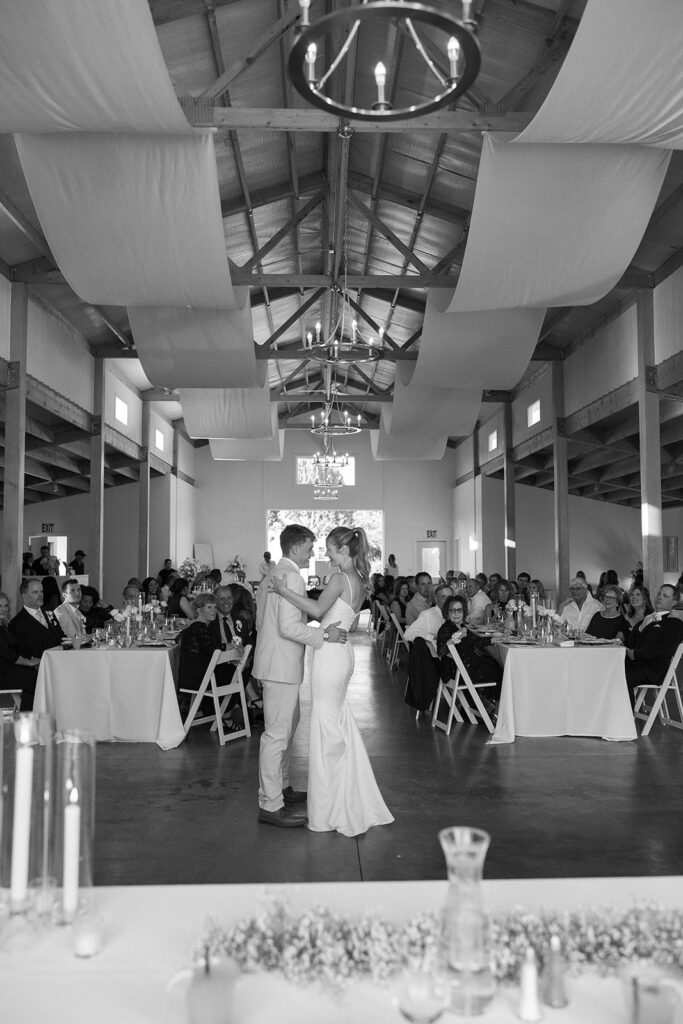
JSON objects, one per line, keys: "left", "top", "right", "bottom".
{"left": 387, "top": 612, "right": 411, "bottom": 670}
{"left": 181, "top": 644, "right": 252, "bottom": 745}
{"left": 375, "top": 604, "right": 392, "bottom": 654}
{"left": 431, "top": 640, "right": 496, "bottom": 735}
{"left": 634, "top": 642, "right": 683, "bottom": 736}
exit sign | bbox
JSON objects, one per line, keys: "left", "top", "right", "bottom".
{"left": 426, "top": 529, "right": 437, "bottom": 539}
{"left": 41, "top": 523, "right": 54, "bottom": 533}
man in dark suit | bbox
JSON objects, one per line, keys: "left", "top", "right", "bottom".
{"left": 625, "top": 583, "right": 683, "bottom": 704}
{"left": 209, "top": 585, "right": 239, "bottom": 685}
{"left": 9, "top": 577, "right": 65, "bottom": 659}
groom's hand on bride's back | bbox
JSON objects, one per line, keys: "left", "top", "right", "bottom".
{"left": 325, "top": 621, "right": 347, "bottom": 643}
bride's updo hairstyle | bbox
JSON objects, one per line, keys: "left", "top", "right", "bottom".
{"left": 327, "top": 526, "right": 373, "bottom": 598}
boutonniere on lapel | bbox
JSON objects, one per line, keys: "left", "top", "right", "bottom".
{"left": 45, "top": 610, "right": 57, "bottom": 625}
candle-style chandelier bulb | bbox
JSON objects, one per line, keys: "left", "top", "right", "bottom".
{"left": 447, "top": 36, "right": 461, "bottom": 80}
{"left": 305, "top": 42, "right": 317, "bottom": 83}
{"left": 374, "top": 62, "right": 388, "bottom": 109}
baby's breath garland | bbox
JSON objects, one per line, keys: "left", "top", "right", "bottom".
{"left": 198, "top": 901, "right": 683, "bottom": 988}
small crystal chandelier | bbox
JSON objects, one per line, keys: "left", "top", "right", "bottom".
{"left": 313, "top": 483, "right": 340, "bottom": 501}
{"left": 289, "top": 1, "right": 481, "bottom": 123}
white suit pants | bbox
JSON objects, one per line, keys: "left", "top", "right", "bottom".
{"left": 258, "top": 680, "right": 302, "bottom": 811}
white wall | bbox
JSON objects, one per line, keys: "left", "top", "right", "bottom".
{"left": 655, "top": 264, "right": 683, "bottom": 364}
{"left": 194, "top": 431, "right": 459, "bottom": 578}
{"left": 27, "top": 296, "right": 94, "bottom": 414}
{"left": 564, "top": 305, "right": 637, "bottom": 416}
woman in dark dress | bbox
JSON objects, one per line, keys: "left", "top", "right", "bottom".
{"left": 389, "top": 578, "right": 411, "bottom": 626}
{"left": 437, "top": 594, "right": 503, "bottom": 697}
{"left": 177, "top": 593, "right": 219, "bottom": 702}
{"left": 586, "top": 586, "right": 629, "bottom": 641}
{"left": 166, "top": 577, "right": 194, "bottom": 620}
{"left": 0, "top": 591, "right": 41, "bottom": 710}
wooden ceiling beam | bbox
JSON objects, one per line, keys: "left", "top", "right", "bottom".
{"left": 240, "top": 192, "right": 324, "bottom": 273}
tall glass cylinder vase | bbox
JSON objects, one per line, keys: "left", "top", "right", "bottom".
{"left": 438, "top": 826, "right": 496, "bottom": 1016}
{"left": 0, "top": 713, "right": 55, "bottom": 916}
{"left": 53, "top": 730, "right": 96, "bottom": 924}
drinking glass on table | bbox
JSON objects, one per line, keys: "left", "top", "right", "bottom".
{"left": 393, "top": 971, "right": 450, "bottom": 1024}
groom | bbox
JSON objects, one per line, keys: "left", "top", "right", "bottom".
{"left": 254, "top": 524, "right": 346, "bottom": 828}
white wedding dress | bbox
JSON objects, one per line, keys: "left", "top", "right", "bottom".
{"left": 308, "top": 573, "right": 394, "bottom": 837}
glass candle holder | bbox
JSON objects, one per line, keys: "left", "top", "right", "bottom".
{"left": 1, "top": 713, "right": 55, "bottom": 916}
{"left": 53, "top": 730, "right": 96, "bottom": 924}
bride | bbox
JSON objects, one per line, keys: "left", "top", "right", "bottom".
{"left": 270, "top": 526, "right": 394, "bottom": 837}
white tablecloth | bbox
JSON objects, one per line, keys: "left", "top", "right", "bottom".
{"left": 34, "top": 647, "right": 185, "bottom": 749}
{"left": 1, "top": 877, "right": 680, "bottom": 1023}
{"left": 489, "top": 644, "right": 637, "bottom": 744}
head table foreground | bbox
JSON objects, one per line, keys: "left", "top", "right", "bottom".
{"left": 1, "top": 876, "right": 681, "bottom": 1023}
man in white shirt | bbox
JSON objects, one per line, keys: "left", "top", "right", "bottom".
{"left": 405, "top": 572, "right": 434, "bottom": 626}
{"left": 54, "top": 579, "right": 88, "bottom": 638}
{"left": 404, "top": 584, "right": 453, "bottom": 712}
{"left": 405, "top": 584, "right": 454, "bottom": 657}
{"left": 559, "top": 577, "right": 604, "bottom": 632}
{"left": 467, "top": 574, "right": 492, "bottom": 625}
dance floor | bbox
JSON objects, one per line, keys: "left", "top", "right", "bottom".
{"left": 94, "top": 616, "right": 683, "bottom": 885}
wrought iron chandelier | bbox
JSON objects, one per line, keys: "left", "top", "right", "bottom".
{"left": 289, "top": 1, "right": 481, "bottom": 123}
{"left": 304, "top": 288, "right": 384, "bottom": 366}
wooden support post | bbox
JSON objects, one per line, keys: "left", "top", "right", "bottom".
{"left": 88, "top": 360, "right": 105, "bottom": 595}
{"left": 502, "top": 401, "right": 516, "bottom": 581}
{"left": 138, "top": 403, "right": 150, "bottom": 580}
{"left": 636, "top": 291, "right": 663, "bottom": 591}
{"left": 552, "top": 362, "right": 569, "bottom": 601}
{"left": 2, "top": 284, "right": 27, "bottom": 603}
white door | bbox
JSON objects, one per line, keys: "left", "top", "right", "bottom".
{"left": 416, "top": 541, "right": 447, "bottom": 580}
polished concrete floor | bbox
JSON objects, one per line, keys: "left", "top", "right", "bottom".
{"left": 94, "top": 617, "right": 683, "bottom": 885}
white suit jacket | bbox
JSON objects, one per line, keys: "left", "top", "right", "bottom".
{"left": 252, "top": 556, "right": 324, "bottom": 685}
{"left": 54, "top": 601, "right": 86, "bottom": 638}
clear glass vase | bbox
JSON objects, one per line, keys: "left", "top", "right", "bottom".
{"left": 438, "top": 826, "right": 496, "bottom": 1016}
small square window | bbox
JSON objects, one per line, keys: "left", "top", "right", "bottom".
{"left": 488, "top": 430, "right": 498, "bottom": 453}
{"left": 527, "top": 399, "right": 541, "bottom": 427}
{"left": 115, "top": 396, "right": 128, "bottom": 425}
{"left": 154, "top": 428, "right": 164, "bottom": 452}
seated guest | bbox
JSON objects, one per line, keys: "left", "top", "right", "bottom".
{"left": 0, "top": 591, "right": 41, "bottom": 710}
{"left": 406, "top": 575, "right": 417, "bottom": 594}
{"left": 559, "top": 577, "right": 603, "bottom": 632}
{"left": 178, "top": 592, "right": 240, "bottom": 723}
{"left": 516, "top": 571, "right": 532, "bottom": 604}
{"left": 574, "top": 569, "right": 595, "bottom": 595}
{"left": 623, "top": 584, "right": 653, "bottom": 631}
{"left": 127, "top": 577, "right": 143, "bottom": 591}
{"left": 487, "top": 579, "right": 514, "bottom": 621}
{"left": 211, "top": 585, "right": 257, "bottom": 722}
{"left": 159, "top": 569, "right": 179, "bottom": 603}
{"left": 436, "top": 594, "right": 502, "bottom": 698}
{"left": 404, "top": 584, "right": 453, "bottom": 712}
{"left": 405, "top": 572, "right": 433, "bottom": 626}
{"left": 121, "top": 584, "right": 141, "bottom": 612}
{"left": 157, "top": 559, "right": 175, "bottom": 587}
{"left": 528, "top": 579, "right": 547, "bottom": 602}
{"left": 21, "top": 551, "right": 34, "bottom": 576}
{"left": 208, "top": 568, "right": 223, "bottom": 589}
{"left": 66, "top": 550, "right": 86, "bottom": 575}
{"left": 586, "top": 586, "right": 629, "bottom": 642}
{"left": 625, "top": 584, "right": 683, "bottom": 705}
{"left": 54, "top": 579, "right": 87, "bottom": 639}
{"left": 167, "top": 577, "right": 194, "bottom": 620}
{"left": 390, "top": 578, "right": 411, "bottom": 627}
{"left": 371, "top": 573, "right": 391, "bottom": 606}
{"left": 79, "top": 586, "right": 112, "bottom": 632}
{"left": 596, "top": 568, "right": 619, "bottom": 604}
{"left": 466, "top": 574, "right": 492, "bottom": 625}
{"left": 142, "top": 576, "right": 161, "bottom": 603}
{"left": 227, "top": 583, "right": 257, "bottom": 649}
{"left": 486, "top": 572, "right": 502, "bottom": 597}
{"left": 8, "top": 578, "right": 64, "bottom": 663}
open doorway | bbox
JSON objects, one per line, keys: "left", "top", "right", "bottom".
{"left": 267, "top": 510, "right": 383, "bottom": 579}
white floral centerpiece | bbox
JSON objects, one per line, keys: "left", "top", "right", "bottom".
{"left": 198, "top": 901, "right": 683, "bottom": 990}
{"left": 178, "top": 556, "right": 210, "bottom": 585}
{"left": 226, "top": 554, "right": 247, "bottom": 581}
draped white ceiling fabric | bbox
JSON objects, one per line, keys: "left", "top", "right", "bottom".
{"left": 446, "top": 133, "right": 671, "bottom": 313}
{"left": 209, "top": 434, "right": 286, "bottom": 461}
{"left": 0, "top": 0, "right": 191, "bottom": 134}
{"left": 180, "top": 390, "right": 276, "bottom": 440}
{"left": 16, "top": 133, "right": 236, "bottom": 309}
{"left": 516, "top": 0, "right": 683, "bottom": 147}
{"left": 129, "top": 297, "right": 264, "bottom": 389}
{"left": 385, "top": 378, "right": 481, "bottom": 438}
{"left": 415, "top": 298, "right": 545, "bottom": 390}
{"left": 370, "top": 430, "right": 447, "bottom": 461}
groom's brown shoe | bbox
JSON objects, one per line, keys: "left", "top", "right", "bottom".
{"left": 282, "top": 786, "right": 307, "bottom": 806}
{"left": 258, "top": 807, "right": 307, "bottom": 828}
